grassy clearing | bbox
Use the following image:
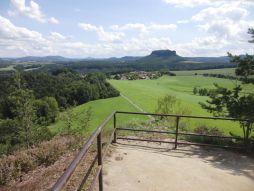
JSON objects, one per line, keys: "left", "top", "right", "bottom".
{"left": 49, "top": 96, "right": 147, "bottom": 135}
{"left": 0, "top": 65, "right": 15, "bottom": 71}
{"left": 109, "top": 76, "right": 254, "bottom": 136}
{"left": 173, "top": 68, "right": 236, "bottom": 76}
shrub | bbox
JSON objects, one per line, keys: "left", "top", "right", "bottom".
{"left": 0, "top": 136, "right": 76, "bottom": 185}
{"left": 186, "top": 125, "right": 226, "bottom": 145}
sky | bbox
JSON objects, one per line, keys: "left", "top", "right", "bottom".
{"left": 0, "top": 0, "right": 253, "bottom": 58}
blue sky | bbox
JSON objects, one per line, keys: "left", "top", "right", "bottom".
{"left": 0, "top": 0, "right": 253, "bottom": 58}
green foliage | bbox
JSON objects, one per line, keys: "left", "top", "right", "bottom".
{"left": 0, "top": 71, "right": 120, "bottom": 154}
{"left": 248, "top": 28, "right": 254, "bottom": 43}
{"left": 200, "top": 84, "right": 254, "bottom": 143}
{"left": 33, "top": 97, "right": 59, "bottom": 125}
{"left": 61, "top": 107, "right": 77, "bottom": 135}
{"left": 186, "top": 125, "right": 226, "bottom": 145}
{"left": 193, "top": 87, "right": 198, "bottom": 95}
{"left": 155, "top": 95, "right": 191, "bottom": 115}
{"left": 155, "top": 95, "right": 191, "bottom": 130}
{"left": 80, "top": 106, "right": 92, "bottom": 132}
{"left": 200, "top": 29, "right": 254, "bottom": 146}
{"left": 229, "top": 53, "right": 254, "bottom": 83}
{"left": 7, "top": 88, "right": 36, "bottom": 148}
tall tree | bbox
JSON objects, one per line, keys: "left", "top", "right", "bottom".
{"left": 200, "top": 29, "right": 254, "bottom": 146}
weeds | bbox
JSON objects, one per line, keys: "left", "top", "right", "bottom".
{"left": 0, "top": 136, "right": 77, "bottom": 185}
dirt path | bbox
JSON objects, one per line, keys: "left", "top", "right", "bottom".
{"left": 120, "top": 93, "right": 146, "bottom": 113}
{"left": 104, "top": 140, "right": 254, "bottom": 191}
{"left": 120, "top": 93, "right": 154, "bottom": 119}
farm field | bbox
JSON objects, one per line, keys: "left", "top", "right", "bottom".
{"left": 173, "top": 68, "right": 236, "bottom": 76}
{"left": 49, "top": 75, "right": 254, "bottom": 137}
{"left": 109, "top": 75, "right": 254, "bottom": 136}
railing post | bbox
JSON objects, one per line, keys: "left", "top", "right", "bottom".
{"left": 174, "top": 116, "right": 180, "bottom": 149}
{"left": 97, "top": 133, "right": 103, "bottom": 191}
{"left": 113, "top": 113, "right": 117, "bottom": 143}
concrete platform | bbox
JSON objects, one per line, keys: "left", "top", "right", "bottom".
{"left": 103, "top": 140, "right": 254, "bottom": 191}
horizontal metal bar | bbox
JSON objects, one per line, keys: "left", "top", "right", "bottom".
{"left": 117, "top": 137, "right": 176, "bottom": 144}
{"left": 117, "top": 137, "right": 243, "bottom": 150}
{"left": 176, "top": 141, "right": 243, "bottom": 149}
{"left": 88, "top": 165, "right": 102, "bottom": 191}
{"left": 52, "top": 111, "right": 115, "bottom": 191}
{"left": 178, "top": 132, "right": 243, "bottom": 140}
{"left": 116, "top": 127, "right": 176, "bottom": 135}
{"left": 116, "top": 128, "right": 243, "bottom": 140}
{"left": 115, "top": 111, "right": 251, "bottom": 122}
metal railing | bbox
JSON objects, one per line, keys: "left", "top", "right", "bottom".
{"left": 115, "top": 111, "right": 249, "bottom": 150}
{"left": 52, "top": 111, "right": 116, "bottom": 191}
{"left": 52, "top": 111, "right": 250, "bottom": 191}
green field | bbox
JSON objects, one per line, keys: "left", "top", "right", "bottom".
{"left": 109, "top": 75, "right": 254, "bottom": 136}
{"left": 173, "top": 68, "right": 236, "bottom": 76}
{"left": 49, "top": 96, "right": 147, "bottom": 135}
{"left": 0, "top": 65, "right": 15, "bottom": 71}
{"left": 50, "top": 74, "right": 253, "bottom": 137}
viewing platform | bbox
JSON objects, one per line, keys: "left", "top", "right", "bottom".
{"left": 52, "top": 111, "right": 254, "bottom": 191}
{"left": 104, "top": 140, "right": 254, "bottom": 191}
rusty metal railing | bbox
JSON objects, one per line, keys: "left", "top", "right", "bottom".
{"left": 114, "top": 111, "right": 249, "bottom": 149}
{"left": 52, "top": 111, "right": 116, "bottom": 191}
{"left": 52, "top": 111, "right": 250, "bottom": 191}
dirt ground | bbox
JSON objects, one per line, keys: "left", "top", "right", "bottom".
{"left": 103, "top": 140, "right": 254, "bottom": 191}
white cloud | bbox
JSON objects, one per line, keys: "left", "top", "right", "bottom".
{"left": 0, "top": 11, "right": 253, "bottom": 58}
{"left": 0, "top": 16, "right": 175, "bottom": 57}
{"left": 175, "top": 34, "right": 253, "bottom": 57}
{"left": 163, "top": 0, "right": 214, "bottom": 7}
{"left": 78, "top": 23, "right": 98, "bottom": 31}
{"left": 48, "top": 17, "right": 59, "bottom": 24}
{"left": 78, "top": 23, "right": 125, "bottom": 43}
{"left": 173, "top": 2, "right": 254, "bottom": 56}
{"left": 110, "top": 23, "right": 177, "bottom": 39}
{"left": 162, "top": 0, "right": 254, "bottom": 7}
{"left": 110, "top": 23, "right": 177, "bottom": 32}
{"left": 192, "top": 3, "right": 254, "bottom": 40}
{"left": 0, "top": 15, "right": 45, "bottom": 40}
{"left": 10, "top": 0, "right": 59, "bottom": 24}
{"left": 192, "top": 4, "right": 248, "bottom": 22}
{"left": 49, "top": 32, "right": 66, "bottom": 40}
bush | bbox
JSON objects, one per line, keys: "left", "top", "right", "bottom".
{"left": 0, "top": 136, "right": 76, "bottom": 185}
{"left": 186, "top": 125, "right": 226, "bottom": 145}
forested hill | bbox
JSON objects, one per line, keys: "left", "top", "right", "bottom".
{"left": 0, "top": 50, "right": 235, "bottom": 74}
{"left": 59, "top": 50, "right": 234, "bottom": 73}
{"left": 0, "top": 70, "right": 120, "bottom": 154}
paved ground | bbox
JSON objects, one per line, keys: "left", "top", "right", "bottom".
{"left": 103, "top": 140, "right": 254, "bottom": 191}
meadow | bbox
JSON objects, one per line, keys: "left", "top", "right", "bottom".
{"left": 172, "top": 68, "right": 236, "bottom": 76}
{"left": 109, "top": 75, "right": 254, "bottom": 136}
{"left": 49, "top": 72, "right": 253, "bottom": 137}
{"left": 49, "top": 96, "right": 147, "bottom": 135}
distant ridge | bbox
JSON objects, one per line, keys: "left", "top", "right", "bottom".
{"left": 1, "top": 56, "right": 78, "bottom": 62}
{"left": 0, "top": 49, "right": 231, "bottom": 63}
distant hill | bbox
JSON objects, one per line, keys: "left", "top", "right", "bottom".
{"left": 184, "top": 56, "right": 230, "bottom": 63}
{"left": 1, "top": 56, "right": 77, "bottom": 62}
{"left": 149, "top": 50, "right": 178, "bottom": 57}
{"left": 0, "top": 50, "right": 235, "bottom": 73}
